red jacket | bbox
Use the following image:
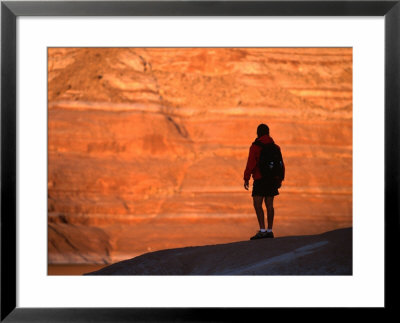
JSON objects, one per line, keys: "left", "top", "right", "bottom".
{"left": 243, "top": 135, "right": 284, "bottom": 182}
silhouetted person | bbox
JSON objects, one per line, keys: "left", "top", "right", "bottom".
{"left": 244, "top": 124, "right": 285, "bottom": 240}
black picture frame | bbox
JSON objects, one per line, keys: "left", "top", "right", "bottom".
{"left": 1, "top": 0, "right": 399, "bottom": 321}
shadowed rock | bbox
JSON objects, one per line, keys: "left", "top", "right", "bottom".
{"left": 85, "top": 227, "right": 352, "bottom": 275}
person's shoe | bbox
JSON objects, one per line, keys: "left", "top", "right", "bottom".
{"left": 250, "top": 231, "right": 267, "bottom": 240}
{"left": 264, "top": 231, "right": 274, "bottom": 238}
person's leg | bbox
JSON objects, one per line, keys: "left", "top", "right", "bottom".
{"left": 253, "top": 196, "right": 265, "bottom": 230}
{"left": 265, "top": 196, "right": 275, "bottom": 230}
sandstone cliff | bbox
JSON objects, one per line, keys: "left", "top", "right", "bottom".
{"left": 48, "top": 48, "right": 352, "bottom": 265}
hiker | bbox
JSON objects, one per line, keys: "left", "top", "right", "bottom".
{"left": 243, "top": 124, "right": 285, "bottom": 240}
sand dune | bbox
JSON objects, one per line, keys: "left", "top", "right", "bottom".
{"left": 85, "top": 227, "right": 352, "bottom": 275}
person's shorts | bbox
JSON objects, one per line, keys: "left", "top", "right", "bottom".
{"left": 252, "top": 178, "right": 279, "bottom": 197}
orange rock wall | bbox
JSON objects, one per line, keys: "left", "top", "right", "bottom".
{"left": 48, "top": 48, "right": 352, "bottom": 264}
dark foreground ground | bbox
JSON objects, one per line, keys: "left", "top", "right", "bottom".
{"left": 85, "top": 227, "right": 352, "bottom": 275}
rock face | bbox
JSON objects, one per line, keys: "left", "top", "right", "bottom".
{"left": 48, "top": 48, "right": 352, "bottom": 265}
{"left": 85, "top": 227, "right": 352, "bottom": 275}
{"left": 48, "top": 223, "right": 111, "bottom": 264}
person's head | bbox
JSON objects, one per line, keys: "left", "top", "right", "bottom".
{"left": 257, "top": 124, "right": 270, "bottom": 138}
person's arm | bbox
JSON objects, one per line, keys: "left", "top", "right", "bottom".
{"left": 243, "top": 144, "right": 257, "bottom": 189}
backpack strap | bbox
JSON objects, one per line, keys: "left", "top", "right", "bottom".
{"left": 253, "top": 140, "right": 265, "bottom": 148}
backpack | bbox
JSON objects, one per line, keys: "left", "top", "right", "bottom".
{"left": 253, "top": 141, "right": 285, "bottom": 185}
